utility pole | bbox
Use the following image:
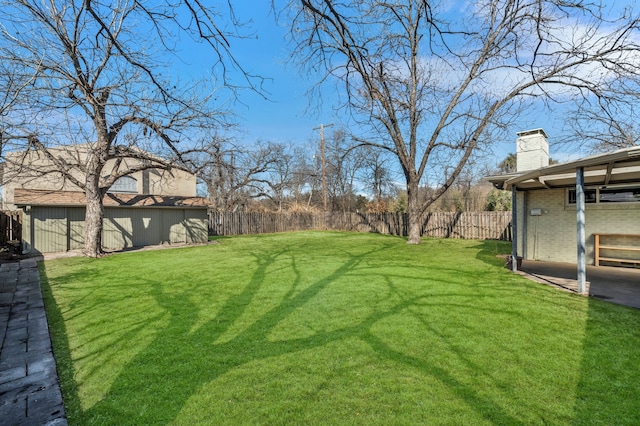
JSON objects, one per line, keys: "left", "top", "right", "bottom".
{"left": 313, "top": 123, "right": 333, "bottom": 211}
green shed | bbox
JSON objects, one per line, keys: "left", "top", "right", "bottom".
{"left": 14, "top": 189, "right": 209, "bottom": 254}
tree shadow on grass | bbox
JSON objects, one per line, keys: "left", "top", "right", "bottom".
{"left": 573, "top": 299, "right": 640, "bottom": 425}
{"left": 39, "top": 263, "right": 83, "bottom": 421}
{"left": 43, "top": 237, "right": 563, "bottom": 424}
{"left": 472, "top": 239, "right": 512, "bottom": 268}
{"left": 472, "top": 239, "right": 640, "bottom": 424}
{"left": 63, "top": 245, "right": 381, "bottom": 422}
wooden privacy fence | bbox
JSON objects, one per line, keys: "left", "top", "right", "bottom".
{"left": 209, "top": 211, "right": 512, "bottom": 241}
{"left": 0, "top": 210, "right": 22, "bottom": 245}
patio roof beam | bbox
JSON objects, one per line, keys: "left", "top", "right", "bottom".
{"left": 511, "top": 186, "right": 518, "bottom": 272}
{"left": 505, "top": 146, "right": 640, "bottom": 189}
{"left": 533, "top": 177, "right": 551, "bottom": 189}
{"left": 576, "top": 167, "right": 587, "bottom": 294}
{"left": 603, "top": 161, "right": 614, "bottom": 187}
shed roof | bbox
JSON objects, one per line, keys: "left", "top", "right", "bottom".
{"left": 486, "top": 145, "right": 640, "bottom": 191}
{"left": 13, "top": 189, "right": 210, "bottom": 208}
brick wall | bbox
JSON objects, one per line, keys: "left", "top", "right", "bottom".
{"left": 517, "top": 188, "right": 640, "bottom": 264}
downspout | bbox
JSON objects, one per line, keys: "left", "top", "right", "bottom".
{"left": 576, "top": 167, "right": 587, "bottom": 294}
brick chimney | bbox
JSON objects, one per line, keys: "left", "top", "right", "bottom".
{"left": 516, "top": 129, "right": 549, "bottom": 172}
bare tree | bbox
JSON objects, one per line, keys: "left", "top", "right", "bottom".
{"left": 324, "top": 128, "right": 368, "bottom": 211}
{"left": 564, "top": 98, "right": 640, "bottom": 152}
{"left": 286, "top": 0, "right": 640, "bottom": 243}
{"left": 289, "top": 146, "right": 321, "bottom": 210}
{"left": 0, "top": 55, "right": 40, "bottom": 162}
{"left": 264, "top": 143, "right": 300, "bottom": 211}
{"left": 365, "top": 150, "right": 396, "bottom": 206}
{"left": 0, "top": 0, "right": 256, "bottom": 256}
{"left": 0, "top": 61, "right": 36, "bottom": 125}
{"left": 194, "top": 139, "right": 286, "bottom": 211}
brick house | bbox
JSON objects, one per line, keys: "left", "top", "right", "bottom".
{"left": 486, "top": 130, "right": 640, "bottom": 289}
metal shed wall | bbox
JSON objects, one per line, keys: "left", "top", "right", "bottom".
{"left": 184, "top": 209, "right": 208, "bottom": 243}
{"left": 30, "top": 207, "right": 67, "bottom": 253}
{"left": 69, "top": 208, "right": 85, "bottom": 250}
{"left": 22, "top": 206, "right": 208, "bottom": 253}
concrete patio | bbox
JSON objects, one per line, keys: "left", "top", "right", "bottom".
{"left": 518, "top": 260, "right": 640, "bottom": 309}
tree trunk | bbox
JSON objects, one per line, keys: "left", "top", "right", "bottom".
{"left": 84, "top": 185, "right": 105, "bottom": 258}
{"left": 406, "top": 180, "right": 422, "bottom": 244}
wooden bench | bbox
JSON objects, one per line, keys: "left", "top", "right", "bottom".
{"left": 594, "top": 233, "right": 640, "bottom": 267}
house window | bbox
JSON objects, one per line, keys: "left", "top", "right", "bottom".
{"left": 567, "top": 188, "right": 597, "bottom": 204}
{"left": 568, "top": 186, "right": 640, "bottom": 204}
{"left": 599, "top": 187, "right": 640, "bottom": 203}
{"left": 109, "top": 176, "right": 137, "bottom": 193}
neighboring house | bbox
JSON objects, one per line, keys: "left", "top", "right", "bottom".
{"left": 2, "top": 145, "right": 198, "bottom": 209}
{"left": 1, "top": 145, "right": 210, "bottom": 253}
{"left": 486, "top": 129, "right": 640, "bottom": 273}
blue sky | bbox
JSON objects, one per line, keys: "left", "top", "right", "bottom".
{"left": 176, "top": 2, "right": 632, "bottom": 169}
{"left": 179, "top": 2, "right": 339, "bottom": 150}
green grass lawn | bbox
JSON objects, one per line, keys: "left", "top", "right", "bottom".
{"left": 41, "top": 232, "right": 640, "bottom": 425}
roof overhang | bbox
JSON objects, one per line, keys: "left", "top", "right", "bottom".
{"left": 486, "top": 146, "right": 640, "bottom": 191}
{"left": 13, "top": 189, "right": 211, "bottom": 208}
